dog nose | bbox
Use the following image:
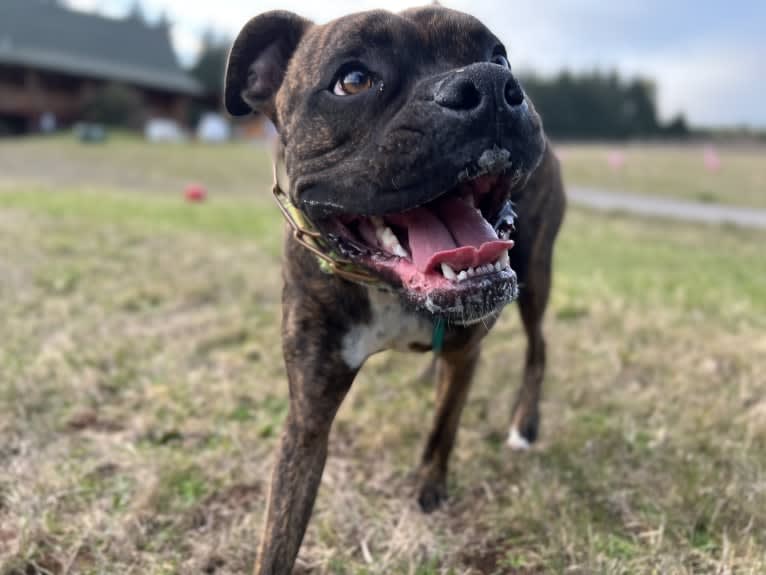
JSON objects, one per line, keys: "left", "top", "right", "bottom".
{"left": 434, "top": 63, "right": 525, "bottom": 112}
{"left": 505, "top": 76, "right": 524, "bottom": 108}
{"left": 434, "top": 75, "right": 482, "bottom": 110}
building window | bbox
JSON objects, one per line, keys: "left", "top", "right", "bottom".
{"left": 0, "top": 65, "right": 25, "bottom": 88}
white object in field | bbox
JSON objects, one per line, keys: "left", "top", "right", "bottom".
{"left": 145, "top": 118, "right": 186, "bottom": 143}
{"left": 197, "top": 113, "right": 231, "bottom": 143}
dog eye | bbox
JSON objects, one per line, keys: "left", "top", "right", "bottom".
{"left": 491, "top": 54, "right": 511, "bottom": 69}
{"left": 333, "top": 68, "right": 374, "bottom": 96}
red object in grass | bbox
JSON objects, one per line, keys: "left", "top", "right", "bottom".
{"left": 184, "top": 184, "right": 207, "bottom": 202}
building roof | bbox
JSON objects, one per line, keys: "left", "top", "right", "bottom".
{"left": 0, "top": 0, "right": 202, "bottom": 96}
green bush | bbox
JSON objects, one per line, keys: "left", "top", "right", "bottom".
{"left": 81, "top": 83, "right": 145, "bottom": 129}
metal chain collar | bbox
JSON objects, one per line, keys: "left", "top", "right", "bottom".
{"left": 271, "top": 184, "right": 386, "bottom": 287}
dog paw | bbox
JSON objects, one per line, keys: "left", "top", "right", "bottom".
{"left": 507, "top": 409, "right": 539, "bottom": 450}
{"left": 507, "top": 427, "right": 532, "bottom": 450}
{"left": 417, "top": 480, "right": 447, "bottom": 513}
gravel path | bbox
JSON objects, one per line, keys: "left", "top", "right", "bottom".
{"left": 569, "top": 186, "right": 766, "bottom": 229}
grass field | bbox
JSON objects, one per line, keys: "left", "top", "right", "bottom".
{"left": 557, "top": 143, "right": 766, "bottom": 209}
{"left": 1, "top": 137, "right": 765, "bottom": 574}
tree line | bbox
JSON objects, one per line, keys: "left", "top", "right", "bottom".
{"left": 519, "top": 70, "right": 689, "bottom": 140}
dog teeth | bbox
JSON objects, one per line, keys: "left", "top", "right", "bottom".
{"left": 374, "top": 221, "right": 409, "bottom": 259}
{"left": 440, "top": 263, "right": 457, "bottom": 281}
{"left": 443, "top": 260, "right": 510, "bottom": 283}
{"left": 392, "top": 243, "right": 409, "bottom": 259}
{"left": 441, "top": 263, "right": 474, "bottom": 283}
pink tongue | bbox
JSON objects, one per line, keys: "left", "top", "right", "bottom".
{"left": 387, "top": 208, "right": 455, "bottom": 271}
{"left": 388, "top": 196, "right": 514, "bottom": 273}
{"left": 437, "top": 196, "right": 498, "bottom": 247}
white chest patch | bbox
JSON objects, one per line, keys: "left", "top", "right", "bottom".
{"left": 341, "top": 290, "right": 434, "bottom": 369}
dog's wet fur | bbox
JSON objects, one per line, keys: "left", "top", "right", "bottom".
{"left": 225, "top": 6, "right": 565, "bottom": 573}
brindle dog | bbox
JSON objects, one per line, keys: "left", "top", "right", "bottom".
{"left": 224, "top": 6, "right": 566, "bottom": 573}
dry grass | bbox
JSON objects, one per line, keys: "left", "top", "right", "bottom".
{"left": 0, "top": 134, "right": 273, "bottom": 195}
{"left": 0, "top": 136, "right": 765, "bottom": 574}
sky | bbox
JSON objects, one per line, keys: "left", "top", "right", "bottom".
{"left": 64, "top": 0, "right": 766, "bottom": 128}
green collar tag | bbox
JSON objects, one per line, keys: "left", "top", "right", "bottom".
{"left": 432, "top": 317, "right": 446, "bottom": 353}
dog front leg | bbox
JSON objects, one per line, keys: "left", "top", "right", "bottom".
{"left": 254, "top": 324, "right": 356, "bottom": 574}
{"left": 508, "top": 220, "right": 557, "bottom": 451}
{"left": 507, "top": 279, "right": 548, "bottom": 450}
{"left": 417, "top": 343, "right": 481, "bottom": 512}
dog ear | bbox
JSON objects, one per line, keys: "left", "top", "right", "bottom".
{"left": 224, "top": 11, "right": 312, "bottom": 121}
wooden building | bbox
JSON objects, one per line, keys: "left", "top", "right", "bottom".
{"left": 0, "top": 0, "right": 202, "bottom": 134}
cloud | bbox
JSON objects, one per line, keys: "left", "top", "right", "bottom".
{"left": 170, "top": 26, "right": 203, "bottom": 67}
{"left": 623, "top": 39, "right": 766, "bottom": 126}
{"left": 64, "top": 0, "right": 765, "bottom": 127}
{"left": 65, "top": 0, "right": 127, "bottom": 18}
{"left": 65, "top": 0, "right": 100, "bottom": 10}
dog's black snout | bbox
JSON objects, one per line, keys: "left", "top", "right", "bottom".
{"left": 505, "top": 76, "right": 525, "bottom": 108}
{"left": 435, "top": 76, "right": 483, "bottom": 111}
{"left": 434, "top": 63, "right": 525, "bottom": 115}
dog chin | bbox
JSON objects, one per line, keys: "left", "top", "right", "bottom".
{"left": 403, "top": 267, "right": 519, "bottom": 326}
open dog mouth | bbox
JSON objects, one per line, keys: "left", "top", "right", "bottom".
{"left": 317, "top": 170, "right": 519, "bottom": 321}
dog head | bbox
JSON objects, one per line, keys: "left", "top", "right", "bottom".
{"left": 225, "top": 6, "right": 546, "bottom": 325}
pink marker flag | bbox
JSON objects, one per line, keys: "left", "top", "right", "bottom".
{"left": 607, "top": 150, "right": 625, "bottom": 171}
{"left": 703, "top": 145, "right": 721, "bottom": 173}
